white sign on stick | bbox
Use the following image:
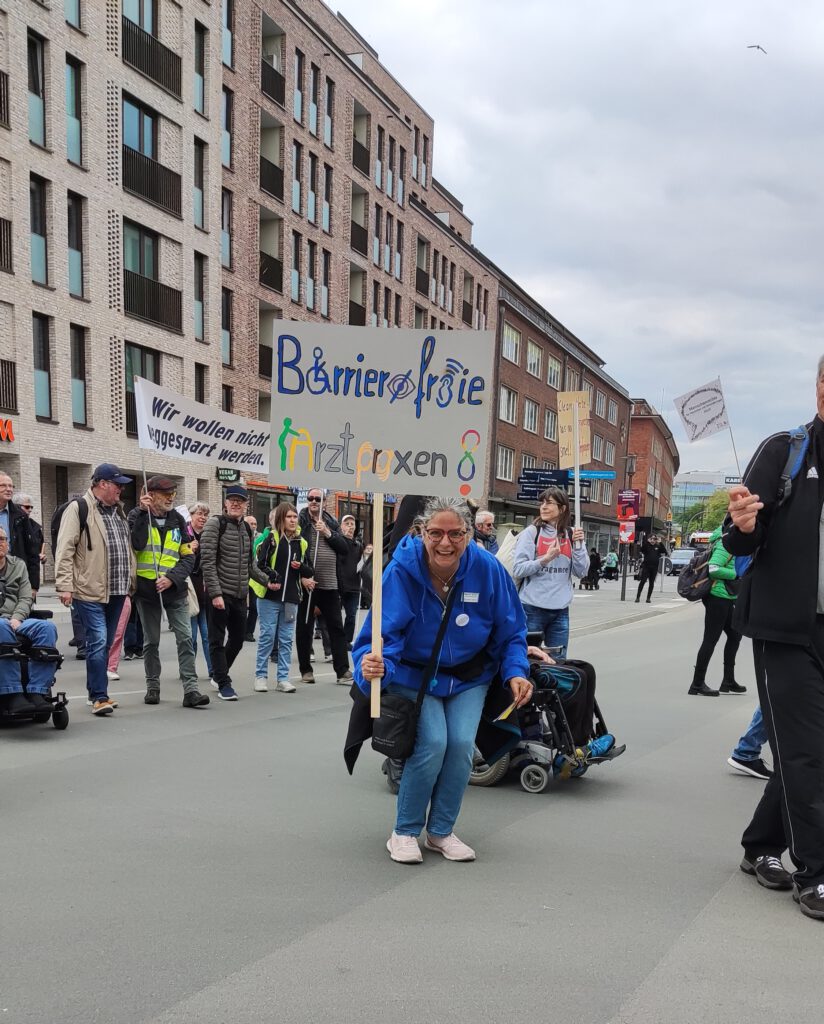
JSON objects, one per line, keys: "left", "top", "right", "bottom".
{"left": 673, "top": 379, "right": 729, "bottom": 442}
{"left": 269, "top": 323, "right": 495, "bottom": 499}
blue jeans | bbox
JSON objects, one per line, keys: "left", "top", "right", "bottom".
{"left": 191, "top": 607, "right": 212, "bottom": 676}
{"left": 733, "top": 706, "right": 767, "bottom": 761}
{"left": 392, "top": 681, "right": 489, "bottom": 837}
{"left": 73, "top": 597, "right": 127, "bottom": 702}
{"left": 0, "top": 618, "right": 59, "bottom": 694}
{"left": 255, "top": 599, "right": 297, "bottom": 682}
{"left": 521, "top": 603, "right": 570, "bottom": 659}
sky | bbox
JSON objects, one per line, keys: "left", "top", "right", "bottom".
{"left": 336, "top": 0, "right": 824, "bottom": 474}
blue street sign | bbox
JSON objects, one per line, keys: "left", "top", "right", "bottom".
{"left": 518, "top": 469, "right": 569, "bottom": 484}
{"left": 577, "top": 470, "right": 617, "bottom": 480}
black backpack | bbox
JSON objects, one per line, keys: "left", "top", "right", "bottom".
{"left": 50, "top": 497, "right": 90, "bottom": 554}
{"left": 677, "top": 546, "right": 713, "bottom": 602}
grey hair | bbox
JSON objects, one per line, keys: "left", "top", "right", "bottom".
{"left": 474, "top": 509, "right": 493, "bottom": 525}
{"left": 188, "top": 501, "right": 210, "bottom": 516}
{"left": 818, "top": 354, "right": 824, "bottom": 379}
{"left": 12, "top": 492, "right": 33, "bottom": 506}
{"left": 420, "top": 496, "right": 473, "bottom": 531}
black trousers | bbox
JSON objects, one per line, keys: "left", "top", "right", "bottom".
{"left": 296, "top": 588, "right": 349, "bottom": 677}
{"left": 246, "top": 587, "right": 258, "bottom": 636}
{"left": 693, "top": 595, "right": 741, "bottom": 682}
{"left": 207, "top": 595, "right": 247, "bottom": 687}
{"left": 635, "top": 567, "right": 657, "bottom": 601}
{"left": 741, "top": 619, "right": 824, "bottom": 888}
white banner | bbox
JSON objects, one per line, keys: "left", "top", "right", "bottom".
{"left": 269, "top": 323, "right": 495, "bottom": 499}
{"left": 134, "top": 377, "right": 270, "bottom": 473}
{"left": 673, "top": 378, "right": 729, "bottom": 442}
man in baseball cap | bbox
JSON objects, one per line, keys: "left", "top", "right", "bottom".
{"left": 92, "top": 463, "right": 133, "bottom": 485}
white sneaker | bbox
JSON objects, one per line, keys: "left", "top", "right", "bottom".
{"left": 210, "top": 679, "right": 219, "bottom": 691}
{"left": 386, "top": 832, "right": 423, "bottom": 864}
{"left": 276, "top": 680, "right": 297, "bottom": 693}
{"left": 254, "top": 678, "right": 269, "bottom": 692}
{"left": 424, "top": 832, "right": 476, "bottom": 861}
{"left": 309, "top": 652, "right": 315, "bottom": 662}
{"left": 107, "top": 670, "right": 120, "bottom": 681}
{"left": 325, "top": 654, "right": 333, "bottom": 662}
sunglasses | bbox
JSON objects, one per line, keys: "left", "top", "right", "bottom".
{"left": 307, "top": 496, "right": 322, "bottom": 502}
{"left": 21, "top": 505, "right": 33, "bottom": 510}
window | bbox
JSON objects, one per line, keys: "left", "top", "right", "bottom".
{"left": 194, "top": 363, "right": 207, "bottom": 404}
{"left": 306, "top": 239, "right": 316, "bottom": 311}
{"left": 397, "top": 145, "right": 406, "bottom": 205}
{"left": 194, "top": 253, "right": 205, "bottom": 340}
{"left": 413, "top": 126, "right": 419, "bottom": 179}
{"left": 322, "top": 164, "right": 332, "bottom": 231}
{"left": 323, "top": 77, "right": 334, "bottom": 146}
{"left": 395, "top": 293, "right": 402, "bottom": 327}
{"left": 30, "top": 175, "right": 48, "bottom": 285}
{"left": 547, "top": 354, "right": 562, "bottom": 389}
{"left": 523, "top": 398, "right": 539, "bottom": 434}
{"left": 66, "top": 0, "right": 82, "bottom": 29}
{"left": 498, "top": 385, "right": 517, "bottom": 423}
{"left": 221, "top": 287, "right": 232, "bottom": 365}
{"left": 222, "top": 0, "right": 233, "bottom": 67}
{"left": 124, "top": 0, "right": 155, "bottom": 34}
{"left": 375, "top": 125, "right": 384, "bottom": 189}
{"left": 387, "top": 136, "right": 395, "bottom": 198}
{"left": 222, "top": 384, "right": 233, "bottom": 412}
{"left": 605, "top": 440, "right": 616, "bottom": 466}
{"left": 123, "top": 220, "right": 157, "bottom": 278}
{"left": 373, "top": 204, "right": 382, "bottom": 265}
{"left": 526, "top": 340, "right": 542, "bottom": 378}
{"left": 496, "top": 445, "right": 514, "bottom": 482}
{"left": 193, "top": 138, "right": 206, "bottom": 229}
{"left": 291, "top": 229, "right": 301, "bottom": 302}
{"left": 384, "top": 211, "right": 393, "bottom": 274}
{"left": 590, "top": 479, "right": 601, "bottom": 503}
{"left": 221, "top": 88, "right": 233, "bottom": 166}
{"left": 608, "top": 398, "right": 618, "bottom": 425}
{"left": 258, "top": 392, "right": 271, "bottom": 423}
{"left": 321, "top": 249, "right": 330, "bottom": 317}
{"left": 602, "top": 481, "right": 613, "bottom": 506}
{"left": 309, "top": 64, "right": 319, "bottom": 135}
{"left": 292, "top": 141, "right": 302, "bottom": 213}
{"left": 70, "top": 324, "right": 87, "bottom": 425}
{"left": 522, "top": 454, "right": 537, "bottom": 472}
{"left": 221, "top": 189, "right": 232, "bottom": 268}
{"left": 370, "top": 280, "right": 379, "bottom": 327}
{"left": 583, "top": 379, "right": 594, "bottom": 407}
{"left": 502, "top": 322, "right": 521, "bottom": 364}
{"left": 592, "top": 434, "right": 603, "bottom": 461}
{"left": 308, "top": 152, "right": 317, "bottom": 223}
{"left": 395, "top": 220, "right": 404, "bottom": 280}
{"left": 421, "top": 134, "right": 429, "bottom": 187}
{"left": 194, "top": 23, "right": 207, "bottom": 114}
{"left": 28, "top": 32, "right": 46, "bottom": 146}
{"left": 383, "top": 285, "right": 391, "bottom": 328}
{"left": 65, "top": 58, "right": 83, "bottom": 165}
{"left": 293, "top": 49, "right": 304, "bottom": 123}
{"left": 565, "top": 366, "right": 580, "bottom": 391}
{"left": 542, "top": 459, "right": 557, "bottom": 470}
{"left": 67, "top": 192, "right": 84, "bottom": 297}
{"left": 33, "top": 314, "right": 52, "bottom": 419}
{"left": 123, "top": 95, "right": 156, "bottom": 158}
{"left": 544, "top": 408, "right": 557, "bottom": 441}
{"left": 595, "top": 390, "right": 606, "bottom": 418}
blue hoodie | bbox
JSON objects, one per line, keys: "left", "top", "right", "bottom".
{"left": 353, "top": 535, "right": 529, "bottom": 698}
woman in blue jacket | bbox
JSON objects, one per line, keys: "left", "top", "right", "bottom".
{"left": 355, "top": 496, "right": 533, "bottom": 865}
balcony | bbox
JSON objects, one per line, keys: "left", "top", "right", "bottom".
{"left": 0, "top": 219, "right": 11, "bottom": 274}
{"left": 259, "top": 155, "right": 284, "bottom": 201}
{"left": 259, "top": 251, "right": 283, "bottom": 292}
{"left": 261, "top": 60, "right": 285, "bottom": 106}
{"left": 348, "top": 300, "right": 366, "bottom": 326}
{"left": 258, "top": 344, "right": 273, "bottom": 378}
{"left": 125, "top": 391, "right": 138, "bottom": 436}
{"left": 462, "top": 300, "right": 473, "bottom": 326}
{"left": 122, "top": 16, "right": 182, "bottom": 99}
{"left": 415, "top": 267, "right": 429, "bottom": 296}
{"left": 123, "top": 146, "right": 182, "bottom": 218}
{"left": 352, "top": 138, "right": 370, "bottom": 176}
{"left": 350, "top": 220, "right": 368, "bottom": 257}
{"left": 124, "top": 269, "right": 183, "bottom": 333}
{"left": 0, "top": 71, "right": 8, "bottom": 129}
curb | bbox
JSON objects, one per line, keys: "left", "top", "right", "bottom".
{"left": 571, "top": 603, "right": 689, "bottom": 639}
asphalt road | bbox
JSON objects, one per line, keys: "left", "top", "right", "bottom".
{"left": 2, "top": 588, "right": 820, "bottom": 1024}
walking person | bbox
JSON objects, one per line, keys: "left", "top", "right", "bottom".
{"left": 724, "top": 355, "right": 824, "bottom": 919}
{"left": 187, "top": 502, "right": 212, "bottom": 680}
{"left": 13, "top": 492, "right": 46, "bottom": 597}
{"left": 350, "top": 496, "right": 532, "bottom": 863}
{"left": 687, "top": 525, "right": 745, "bottom": 696}
{"left": 244, "top": 515, "right": 259, "bottom": 642}
{"left": 635, "top": 533, "right": 668, "bottom": 603}
{"left": 512, "top": 487, "right": 589, "bottom": 659}
{"left": 54, "top": 464, "right": 136, "bottom": 716}
{"left": 0, "top": 473, "right": 41, "bottom": 599}
{"left": 603, "top": 549, "right": 619, "bottom": 581}
{"left": 106, "top": 594, "right": 131, "bottom": 682}
{"left": 295, "top": 489, "right": 352, "bottom": 685}
{"left": 473, "top": 510, "right": 499, "bottom": 554}
{"left": 727, "top": 707, "right": 773, "bottom": 779}
{"left": 336, "top": 514, "right": 363, "bottom": 649}
{"left": 200, "top": 485, "right": 271, "bottom": 701}
{"left": 251, "top": 503, "right": 315, "bottom": 693}
{"left": 128, "top": 476, "right": 208, "bottom": 708}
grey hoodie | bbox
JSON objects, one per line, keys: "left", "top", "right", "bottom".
{"left": 512, "top": 523, "right": 590, "bottom": 610}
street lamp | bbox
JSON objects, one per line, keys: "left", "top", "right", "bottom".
{"left": 622, "top": 453, "right": 637, "bottom": 489}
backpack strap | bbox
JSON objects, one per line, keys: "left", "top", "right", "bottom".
{"left": 777, "top": 425, "right": 810, "bottom": 507}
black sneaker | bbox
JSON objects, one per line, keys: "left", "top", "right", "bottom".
{"left": 688, "top": 683, "right": 720, "bottom": 696}
{"left": 27, "top": 692, "right": 51, "bottom": 710}
{"left": 727, "top": 756, "right": 773, "bottom": 780}
{"left": 182, "top": 690, "right": 210, "bottom": 708}
{"left": 3, "top": 692, "right": 35, "bottom": 715}
{"left": 793, "top": 883, "right": 824, "bottom": 919}
{"left": 740, "top": 852, "right": 792, "bottom": 890}
{"left": 245, "top": 633, "right": 256, "bottom": 643}
{"left": 144, "top": 688, "right": 160, "bottom": 705}
{"left": 719, "top": 681, "right": 747, "bottom": 694}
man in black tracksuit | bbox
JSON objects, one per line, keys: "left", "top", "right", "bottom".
{"left": 725, "top": 362, "right": 824, "bottom": 920}
{"left": 634, "top": 534, "right": 667, "bottom": 603}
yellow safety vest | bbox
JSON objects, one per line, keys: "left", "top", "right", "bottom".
{"left": 249, "top": 528, "right": 308, "bottom": 598}
{"left": 135, "top": 523, "right": 191, "bottom": 579}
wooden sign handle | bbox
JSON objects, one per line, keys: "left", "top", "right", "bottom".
{"left": 369, "top": 492, "right": 384, "bottom": 718}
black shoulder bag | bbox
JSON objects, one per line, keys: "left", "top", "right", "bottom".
{"left": 371, "top": 586, "right": 459, "bottom": 760}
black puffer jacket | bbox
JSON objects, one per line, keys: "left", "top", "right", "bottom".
{"left": 336, "top": 535, "right": 363, "bottom": 595}
{"left": 200, "top": 514, "right": 268, "bottom": 600}
{"left": 5, "top": 502, "right": 41, "bottom": 591}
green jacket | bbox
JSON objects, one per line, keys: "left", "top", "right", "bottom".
{"left": 707, "top": 527, "right": 737, "bottom": 600}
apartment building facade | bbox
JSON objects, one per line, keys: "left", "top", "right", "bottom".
{"left": 488, "top": 280, "right": 632, "bottom": 554}
{"left": 627, "top": 398, "right": 680, "bottom": 535}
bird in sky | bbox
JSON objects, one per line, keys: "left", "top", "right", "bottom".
{"left": 747, "top": 44, "right": 767, "bottom": 53}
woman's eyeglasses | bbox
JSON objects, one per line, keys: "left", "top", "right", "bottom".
{"left": 425, "top": 529, "right": 468, "bottom": 542}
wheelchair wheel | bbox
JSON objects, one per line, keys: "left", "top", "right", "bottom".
{"left": 520, "top": 764, "right": 549, "bottom": 794}
{"left": 469, "top": 750, "right": 510, "bottom": 788}
{"left": 52, "top": 707, "right": 69, "bottom": 730}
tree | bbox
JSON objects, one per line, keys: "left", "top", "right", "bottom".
{"left": 701, "top": 489, "right": 732, "bottom": 532}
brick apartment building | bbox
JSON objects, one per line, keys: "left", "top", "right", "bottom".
{"left": 627, "top": 398, "right": 680, "bottom": 536}
{"left": 487, "top": 276, "right": 632, "bottom": 554}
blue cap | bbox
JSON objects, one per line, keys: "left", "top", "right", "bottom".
{"left": 225, "top": 484, "right": 248, "bottom": 500}
{"left": 92, "top": 463, "right": 132, "bottom": 485}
